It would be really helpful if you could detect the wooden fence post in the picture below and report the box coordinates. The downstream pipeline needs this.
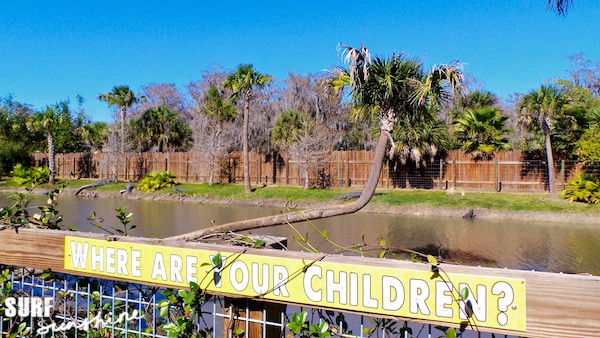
[439,159,444,190]
[339,160,344,187]
[286,158,290,185]
[185,158,189,182]
[560,160,565,191]
[453,160,457,188]
[346,158,351,187]
[495,159,500,192]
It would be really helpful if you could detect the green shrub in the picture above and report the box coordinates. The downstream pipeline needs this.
[562,173,600,204]
[11,164,50,186]
[0,141,32,177]
[138,171,177,192]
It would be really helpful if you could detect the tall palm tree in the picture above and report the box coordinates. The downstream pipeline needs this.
[98,85,140,154]
[223,64,273,193]
[201,85,237,185]
[27,105,63,184]
[168,44,464,241]
[518,85,568,194]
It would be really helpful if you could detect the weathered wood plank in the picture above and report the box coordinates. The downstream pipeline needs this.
[0,228,599,337]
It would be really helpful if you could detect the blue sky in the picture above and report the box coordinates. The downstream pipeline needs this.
[1,1,599,122]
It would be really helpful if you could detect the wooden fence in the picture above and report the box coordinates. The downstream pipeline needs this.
[0,228,599,337]
[31,150,595,192]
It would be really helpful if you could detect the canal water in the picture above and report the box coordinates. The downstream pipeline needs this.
[2,193,599,275]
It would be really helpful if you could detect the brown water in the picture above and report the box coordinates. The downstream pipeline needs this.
[3,194,600,275]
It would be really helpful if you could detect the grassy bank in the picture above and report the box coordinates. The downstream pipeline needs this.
[2,178,599,216]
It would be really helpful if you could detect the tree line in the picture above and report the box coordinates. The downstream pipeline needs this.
[1,47,599,192]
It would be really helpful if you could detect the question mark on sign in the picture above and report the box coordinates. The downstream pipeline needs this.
[492,282,515,326]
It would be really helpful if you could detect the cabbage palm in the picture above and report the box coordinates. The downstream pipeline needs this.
[223,64,273,193]
[201,85,237,185]
[518,85,568,194]
[27,105,63,184]
[454,106,511,160]
[98,85,140,154]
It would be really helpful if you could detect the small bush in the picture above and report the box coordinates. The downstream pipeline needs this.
[0,141,32,177]
[138,171,177,192]
[562,174,600,204]
[11,164,50,186]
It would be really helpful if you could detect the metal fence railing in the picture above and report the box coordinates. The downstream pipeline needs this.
[0,266,521,338]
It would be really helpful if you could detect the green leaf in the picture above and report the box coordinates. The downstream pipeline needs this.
[460,287,469,301]
[446,328,457,338]
[162,322,177,331]
[211,252,223,268]
[233,328,245,336]
[427,255,439,266]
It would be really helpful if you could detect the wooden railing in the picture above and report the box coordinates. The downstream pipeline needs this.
[0,228,599,337]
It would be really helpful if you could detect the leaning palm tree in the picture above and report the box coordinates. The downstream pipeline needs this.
[98,85,140,154]
[517,85,568,195]
[27,105,63,184]
[223,65,273,193]
[168,44,464,242]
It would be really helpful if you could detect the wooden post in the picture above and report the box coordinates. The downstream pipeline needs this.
[339,160,344,187]
[560,160,565,191]
[286,158,290,185]
[346,158,350,187]
[256,158,260,185]
[495,159,500,192]
[186,159,189,182]
[453,160,457,188]
[224,299,285,338]
[72,158,76,178]
[439,159,444,190]
[165,158,168,172]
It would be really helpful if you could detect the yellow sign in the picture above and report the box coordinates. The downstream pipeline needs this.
[64,236,526,332]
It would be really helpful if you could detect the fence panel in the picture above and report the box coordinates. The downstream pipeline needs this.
[30,151,595,192]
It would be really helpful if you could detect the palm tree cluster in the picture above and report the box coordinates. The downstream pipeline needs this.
[452,91,511,160]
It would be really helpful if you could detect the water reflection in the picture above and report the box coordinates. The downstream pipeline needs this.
[1,193,599,275]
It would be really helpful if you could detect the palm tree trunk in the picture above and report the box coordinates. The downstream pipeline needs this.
[544,129,557,195]
[243,99,252,193]
[166,129,390,242]
[120,107,126,154]
[48,132,56,185]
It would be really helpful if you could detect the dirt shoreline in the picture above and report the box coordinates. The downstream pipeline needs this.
[37,188,600,225]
